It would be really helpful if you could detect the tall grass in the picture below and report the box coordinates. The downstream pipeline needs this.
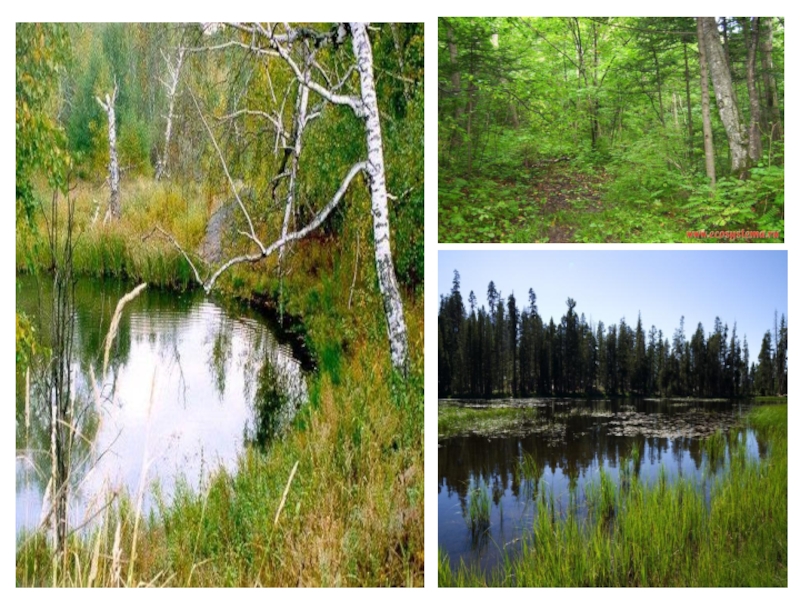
[440,405,787,586]
[17,178,208,289]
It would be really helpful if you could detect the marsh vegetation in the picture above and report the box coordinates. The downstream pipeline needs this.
[438,401,787,586]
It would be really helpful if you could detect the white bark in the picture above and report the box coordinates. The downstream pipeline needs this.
[96,83,120,221]
[350,23,410,376]
[156,47,185,181]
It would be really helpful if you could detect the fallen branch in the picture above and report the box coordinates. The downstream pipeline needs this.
[274,460,299,525]
[103,283,147,377]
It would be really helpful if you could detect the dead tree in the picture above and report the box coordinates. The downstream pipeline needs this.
[155,47,185,181]
[96,82,121,221]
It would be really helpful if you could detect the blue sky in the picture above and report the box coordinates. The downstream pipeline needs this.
[439,250,788,351]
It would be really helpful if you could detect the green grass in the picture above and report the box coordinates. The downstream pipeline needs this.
[438,404,539,438]
[753,395,787,404]
[439,404,787,586]
[16,175,424,586]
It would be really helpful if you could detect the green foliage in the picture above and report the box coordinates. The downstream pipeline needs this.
[605,136,689,203]
[16,23,71,222]
[66,42,105,171]
[15,311,38,373]
[118,114,153,176]
[438,17,784,243]
[684,165,784,236]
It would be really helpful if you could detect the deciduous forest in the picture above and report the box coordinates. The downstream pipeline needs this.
[438,18,784,242]
[438,272,788,399]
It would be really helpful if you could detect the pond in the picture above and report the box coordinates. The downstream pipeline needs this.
[438,396,764,573]
[16,275,310,537]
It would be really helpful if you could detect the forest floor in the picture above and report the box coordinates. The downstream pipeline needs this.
[512,163,610,242]
[439,163,653,243]
[439,161,783,243]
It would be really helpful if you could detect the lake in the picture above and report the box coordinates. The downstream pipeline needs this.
[438,396,763,572]
[16,275,309,537]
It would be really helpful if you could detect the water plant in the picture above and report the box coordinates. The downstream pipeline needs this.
[465,481,491,540]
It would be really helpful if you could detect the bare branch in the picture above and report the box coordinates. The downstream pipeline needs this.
[215,108,288,140]
[187,86,265,255]
[183,39,279,58]
[202,161,366,292]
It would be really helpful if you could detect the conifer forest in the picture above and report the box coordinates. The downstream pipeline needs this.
[438,271,788,399]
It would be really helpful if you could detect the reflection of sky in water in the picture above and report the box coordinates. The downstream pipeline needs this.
[16,279,307,536]
[438,399,762,573]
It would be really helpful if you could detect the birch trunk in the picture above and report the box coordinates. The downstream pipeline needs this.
[280,66,310,262]
[97,84,121,220]
[350,23,409,376]
[697,19,716,185]
[698,17,749,177]
[156,47,185,181]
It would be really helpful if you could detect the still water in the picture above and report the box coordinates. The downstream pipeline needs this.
[438,397,763,572]
[16,275,309,536]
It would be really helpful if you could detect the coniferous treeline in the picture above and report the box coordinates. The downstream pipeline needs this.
[439,271,787,399]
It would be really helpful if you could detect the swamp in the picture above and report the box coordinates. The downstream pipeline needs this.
[16,22,424,586]
[437,254,788,586]
[438,398,787,586]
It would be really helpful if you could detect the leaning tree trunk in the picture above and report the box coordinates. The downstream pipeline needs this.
[698,17,749,177]
[96,83,121,220]
[697,18,716,185]
[350,22,410,376]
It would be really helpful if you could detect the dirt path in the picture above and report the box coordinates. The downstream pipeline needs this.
[520,163,609,242]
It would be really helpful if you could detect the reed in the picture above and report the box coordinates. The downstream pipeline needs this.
[466,481,491,539]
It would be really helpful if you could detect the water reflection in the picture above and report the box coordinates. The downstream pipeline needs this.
[16,275,308,536]
[438,397,762,572]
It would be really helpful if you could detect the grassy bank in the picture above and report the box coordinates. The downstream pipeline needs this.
[439,404,787,587]
[438,403,541,439]
[16,176,424,586]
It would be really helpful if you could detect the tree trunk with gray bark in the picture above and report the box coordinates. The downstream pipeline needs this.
[697,18,716,185]
[744,18,763,164]
[698,17,749,177]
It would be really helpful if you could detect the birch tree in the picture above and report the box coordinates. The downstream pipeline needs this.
[96,82,121,221]
[155,47,185,180]
[162,23,410,376]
